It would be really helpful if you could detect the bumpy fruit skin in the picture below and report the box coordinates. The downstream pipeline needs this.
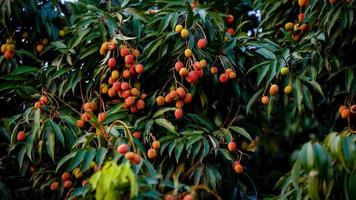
[184,49,193,57]
[101,84,109,94]
[183,194,194,200]
[76,119,85,128]
[132,154,141,164]
[184,93,193,104]
[227,28,235,36]
[180,29,189,38]
[98,112,106,123]
[175,61,184,72]
[226,14,235,24]
[285,22,295,31]
[228,71,236,79]
[219,73,229,83]
[280,67,289,75]
[174,109,183,119]
[269,84,279,96]
[164,194,175,200]
[156,96,165,106]
[132,131,141,139]
[175,25,183,33]
[120,47,129,57]
[136,99,145,110]
[341,108,350,119]
[197,39,207,49]
[233,161,244,174]
[228,141,237,151]
[1,44,7,53]
[135,64,144,74]
[6,44,15,51]
[59,30,66,37]
[298,13,305,22]
[176,87,186,98]
[298,0,308,7]
[125,152,135,161]
[117,144,128,154]
[64,180,73,189]
[179,68,188,77]
[284,85,293,94]
[17,131,26,142]
[147,148,157,159]
[108,58,116,69]
[152,141,161,149]
[62,172,72,182]
[350,105,356,113]
[36,44,44,53]
[125,55,135,64]
[4,50,14,60]
[50,181,59,191]
[111,70,120,79]
[199,59,207,68]
[292,34,301,41]
[34,101,41,109]
[39,95,48,105]
[300,24,308,33]
[261,96,269,105]
[210,66,218,74]
[339,105,347,115]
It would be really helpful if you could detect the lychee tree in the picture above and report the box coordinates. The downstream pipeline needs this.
[0,0,355,200]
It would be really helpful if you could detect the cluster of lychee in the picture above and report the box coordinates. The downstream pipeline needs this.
[339,104,356,120]
[227,140,244,174]
[99,40,147,113]
[36,38,48,54]
[164,192,195,200]
[284,0,309,41]
[156,87,193,119]
[33,95,49,110]
[76,101,107,128]
[226,14,235,36]
[174,24,207,84]
[261,67,292,105]
[1,38,15,60]
[116,143,142,165]
[216,68,237,84]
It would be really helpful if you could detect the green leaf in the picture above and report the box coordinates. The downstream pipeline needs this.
[229,126,252,141]
[247,88,264,114]
[255,48,276,59]
[155,118,176,133]
[152,107,176,118]
[67,149,86,171]
[81,148,96,172]
[175,140,184,163]
[56,152,76,172]
[50,120,65,147]
[18,146,26,169]
[95,148,108,167]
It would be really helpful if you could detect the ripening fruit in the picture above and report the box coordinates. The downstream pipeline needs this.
[175,61,184,72]
[152,141,160,149]
[184,49,193,57]
[125,96,136,106]
[180,29,189,38]
[64,180,73,189]
[83,102,92,112]
[98,112,106,123]
[339,105,347,115]
[17,131,26,142]
[101,83,109,94]
[36,44,44,53]
[111,70,120,80]
[233,161,244,174]
[164,194,175,200]
[179,68,188,77]
[121,82,130,90]
[168,90,178,99]
[284,85,293,94]
[120,47,129,57]
[226,14,235,24]
[34,101,41,109]
[219,73,229,83]
[101,42,109,51]
[280,67,289,75]
[210,66,218,74]
[1,44,7,53]
[298,0,308,7]
[285,22,294,31]
[76,119,85,128]
[269,84,279,96]
[108,57,116,69]
[132,154,142,164]
[133,131,141,139]
[130,88,140,96]
[183,194,194,200]
[175,24,183,33]
[292,34,301,41]
[175,109,183,119]
[156,96,165,106]
[6,44,15,51]
[298,13,305,22]
[131,49,140,57]
[341,108,350,119]
[108,88,116,97]
[261,96,269,105]
[81,112,91,121]
[228,141,237,151]
[125,55,135,64]
[125,152,135,161]
[117,144,128,154]
[42,38,48,45]
[197,39,207,49]
[62,172,71,182]
[136,99,145,110]
[176,87,186,98]
[184,93,193,104]
[135,64,144,74]
[108,41,116,50]
[350,105,356,113]
[227,28,235,36]
[4,50,13,60]
[228,72,237,79]
[50,181,59,191]
[330,0,337,4]
[147,148,157,159]
[59,30,66,37]
[300,24,308,33]
[199,59,207,68]
[123,70,131,78]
